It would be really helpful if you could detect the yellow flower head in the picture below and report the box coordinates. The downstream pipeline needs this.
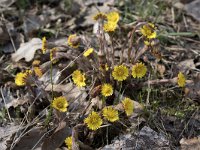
[132,63,147,78]
[106,11,120,23]
[65,136,72,150]
[68,34,80,48]
[32,60,41,66]
[83,48,94,57]
[50,48,57,61]
[15,70,32,86]
[103,21,117,32]
[72,70,86,87]
[84,111,102,130]
[140,23,156,39]
[177,72,186,87]
[33,67,43,78]
[102,107,119,122]
[52,96,68,112]
[122,97,134,116]
[112,65,129,81]
[42,37,47,54]
[101,83,113,97]
[93,12,107,21]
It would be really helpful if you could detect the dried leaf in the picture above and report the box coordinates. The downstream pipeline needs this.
[180,137,200,150]
[42,121,71,150]
[11,38,42,62]
[7,127,45,150]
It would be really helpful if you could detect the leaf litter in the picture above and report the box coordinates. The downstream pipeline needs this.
[0,0,200,150]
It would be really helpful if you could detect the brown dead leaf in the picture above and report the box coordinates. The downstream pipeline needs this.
[180,137,200,150]
[42,121,71,150]
[178,59,196,72]
[0,123,19,150]
[7,127,46,150]
[11,38,42,62]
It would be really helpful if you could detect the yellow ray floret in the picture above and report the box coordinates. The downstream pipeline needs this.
[72,70,86,87]
[140,23,156,39]
[65,136,72,150]
[177,72,186,87]
[33,67,43,78]
[84,111,102,130]
[122,97,134,116]
[102,107,119,122]
[50,48,57,61]
[52,96,68,112]
[41,37,47,54]
[101,83,113,97]
[15,70,32,86]
[103,21,117,32]
[106,11,120,23]
[83,48,94,57]
[112,65,129,81]
[132,62,147,78]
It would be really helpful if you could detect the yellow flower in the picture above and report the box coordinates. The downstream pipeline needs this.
[131,63,147,78]
[33,67,43,78]
[140,23,156,39]
[101,83,113,97]
[99,63,109,71]
[15,70,32,86]
[32,60,40,66]
[41,37,47,54]
[83,48,94,57]
[68,34,80,48]
[50,48,57,61]
[177,72,186,87]
[122,97,134,116]
[93,12,107,21]
[103,21,117,32]
[72,70,86,87]
[112,65,129,81]
[84,111,102,130]
[102,107,119,122]
[106,11,120,23]
[65,136,72,150]
[52,96,68,112]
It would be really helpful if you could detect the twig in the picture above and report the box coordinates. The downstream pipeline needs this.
[0,86,12,122]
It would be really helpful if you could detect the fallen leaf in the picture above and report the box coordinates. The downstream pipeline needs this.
[180,137,200,150]
[11,38,42,62]
[42,121,71,150]
[6,126,45,150]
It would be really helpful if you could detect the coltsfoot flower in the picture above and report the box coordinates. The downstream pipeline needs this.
[52,96,68,112]
[102,107,119,122]
[112,65,129,81]
[83,48,94,57]
[103,21,117,32]
[84,111,102,130]
[50,48,57,61]
[72,70,86,87]
[41,37,47,54]
[131,63,147,78]
[140,23,156,39]
[65,136,72,150]
[68,34,80,48]
[15,70,32,86]
[33,67,43,78]
[101,83,113,97]
[122,97,134,116]
[177,72,186,87]
[32,60,41,66]
[106,11,119,23]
